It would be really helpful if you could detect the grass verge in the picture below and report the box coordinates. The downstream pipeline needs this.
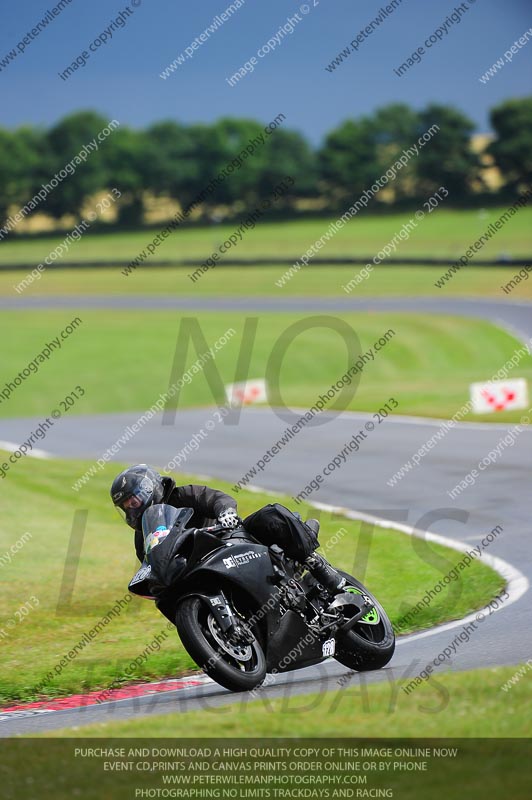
[39,665,531,738]
[1,310,531,422]
[3,264,532,299]
[1,208,531,267]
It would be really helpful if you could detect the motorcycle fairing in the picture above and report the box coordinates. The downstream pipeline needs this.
[178,541,329,671]
[265,609,326,673]
[128,562,156,599]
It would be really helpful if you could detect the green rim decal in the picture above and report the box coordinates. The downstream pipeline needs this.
[346,586,381,625]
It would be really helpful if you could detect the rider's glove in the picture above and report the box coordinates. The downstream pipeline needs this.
[217,508,240,529]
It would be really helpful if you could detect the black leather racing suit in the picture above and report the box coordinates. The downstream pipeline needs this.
[133,476,237,562]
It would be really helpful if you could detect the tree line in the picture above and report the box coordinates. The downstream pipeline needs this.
[0,98,530,230]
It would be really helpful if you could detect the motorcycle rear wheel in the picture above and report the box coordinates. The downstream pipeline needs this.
[176,596,267,692]
[333,573,395,671]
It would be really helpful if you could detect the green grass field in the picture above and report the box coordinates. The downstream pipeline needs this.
[1,309,531,423]
[1,207,531,300]
[0,208,532,300]
[41,665,531,738]
[0,453,503,704]
[2,264,532,299]
[2,208,531,266]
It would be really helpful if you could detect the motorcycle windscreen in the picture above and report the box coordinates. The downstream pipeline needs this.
[141,504,194,552]
[141,504,195,588]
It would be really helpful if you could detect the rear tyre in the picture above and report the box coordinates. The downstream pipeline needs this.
[333,573,395,671]
[176,596,266,692]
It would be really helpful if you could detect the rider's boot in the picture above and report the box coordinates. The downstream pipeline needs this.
[303,551,346,593]
[303,517,346,591]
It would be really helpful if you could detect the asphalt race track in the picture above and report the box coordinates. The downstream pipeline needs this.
[1,297,531,736]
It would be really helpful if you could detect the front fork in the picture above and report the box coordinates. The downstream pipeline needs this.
[193,591,254,645]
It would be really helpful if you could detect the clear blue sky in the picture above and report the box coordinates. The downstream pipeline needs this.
[1,0,531,144]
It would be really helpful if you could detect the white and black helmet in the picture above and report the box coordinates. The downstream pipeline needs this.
[110,464,165,528]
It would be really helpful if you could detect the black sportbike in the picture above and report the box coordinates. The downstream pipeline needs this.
[129,504,395,692]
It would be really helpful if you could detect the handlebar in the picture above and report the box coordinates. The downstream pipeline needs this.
[196,523,225,535]
[194,522,245,536]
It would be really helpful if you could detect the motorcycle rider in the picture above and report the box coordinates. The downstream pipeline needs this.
[110,464,239,562]
[111,464,344,593]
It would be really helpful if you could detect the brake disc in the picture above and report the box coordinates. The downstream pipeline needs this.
[207,614,253,662]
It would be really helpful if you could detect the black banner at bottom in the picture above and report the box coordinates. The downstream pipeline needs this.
[1,738,530,800]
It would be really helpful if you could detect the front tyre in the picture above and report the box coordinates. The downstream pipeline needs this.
[176,596,266,692]
[334,573,395,671]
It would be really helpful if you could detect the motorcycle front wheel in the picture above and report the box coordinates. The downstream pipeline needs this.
[333,573,395,671]
[176,596,267,692]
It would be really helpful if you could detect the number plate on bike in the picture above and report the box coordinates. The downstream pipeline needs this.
[322,638,335,657]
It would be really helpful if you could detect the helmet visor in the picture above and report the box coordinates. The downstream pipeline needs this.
[112,474,157,528]
[115,493,146,527]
